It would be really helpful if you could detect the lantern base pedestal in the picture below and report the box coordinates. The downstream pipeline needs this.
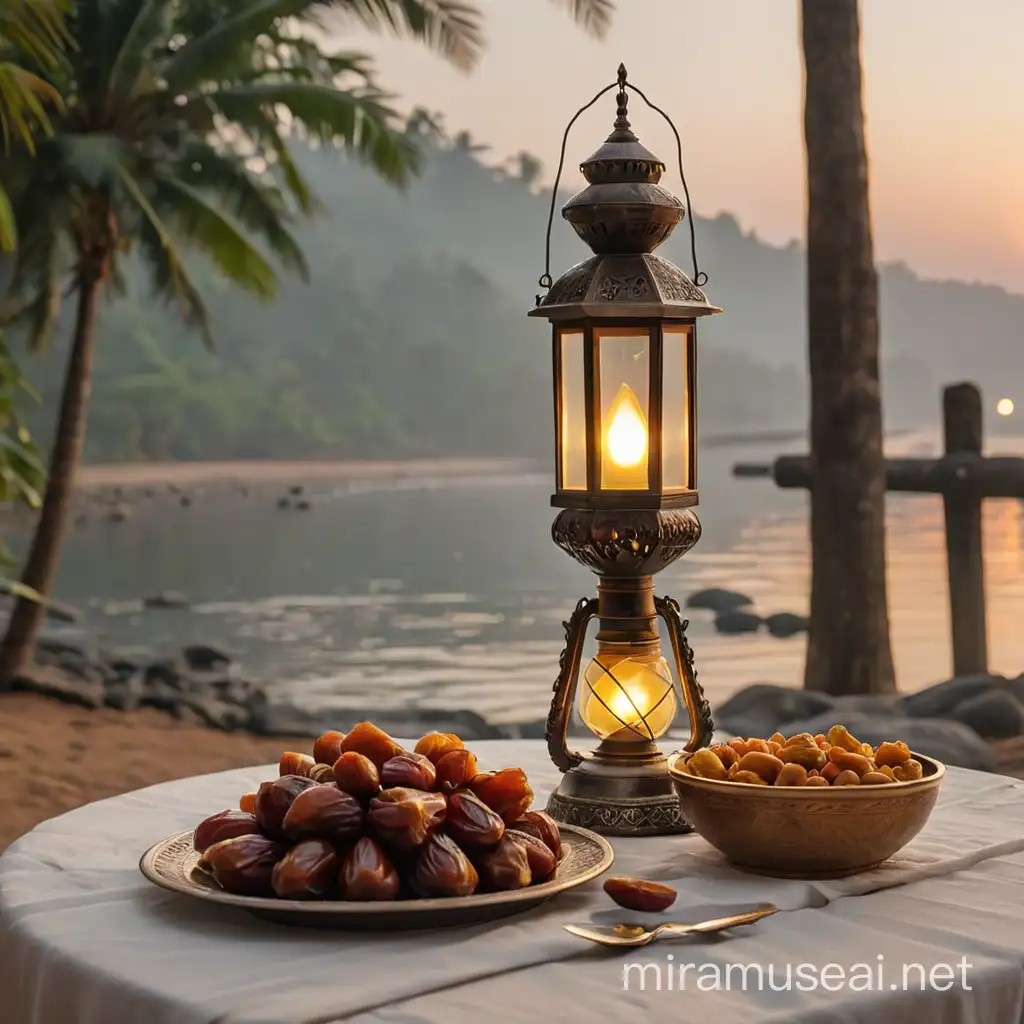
[545,746,692,837]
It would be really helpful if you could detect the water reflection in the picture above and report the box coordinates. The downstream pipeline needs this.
[19,434,1024,724]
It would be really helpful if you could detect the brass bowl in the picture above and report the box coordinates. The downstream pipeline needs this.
[667,751,945,878]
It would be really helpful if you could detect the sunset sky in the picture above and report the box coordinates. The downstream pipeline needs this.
[339,0,1024,293]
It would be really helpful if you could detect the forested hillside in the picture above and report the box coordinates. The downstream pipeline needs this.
[13,128,1024,462]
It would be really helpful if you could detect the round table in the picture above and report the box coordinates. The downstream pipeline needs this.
[3,740,1024,1024]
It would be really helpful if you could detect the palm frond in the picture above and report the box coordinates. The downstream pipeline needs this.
[151,174,279,301]
[210,79,419,186]
[0,184,15,250]
[160,0,324,92]
[134,215,214,348]
[174,142,309,280]
[106,0,174,100]
[546,0,614,38]
[331,0,483,72]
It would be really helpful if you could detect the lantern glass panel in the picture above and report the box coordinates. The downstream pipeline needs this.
[597,327,650,490]
[661,324,692,491]
[558,329,587,491]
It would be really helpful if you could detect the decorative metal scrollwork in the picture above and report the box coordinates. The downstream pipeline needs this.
[545,596,598,772]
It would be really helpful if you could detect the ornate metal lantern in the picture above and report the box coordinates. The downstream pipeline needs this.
[530,66,720,836]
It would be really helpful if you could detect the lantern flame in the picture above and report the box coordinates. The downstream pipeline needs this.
[606,383,648,468]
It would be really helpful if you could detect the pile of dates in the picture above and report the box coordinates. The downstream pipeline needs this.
[193,722,562,901]
[678,724,925,787]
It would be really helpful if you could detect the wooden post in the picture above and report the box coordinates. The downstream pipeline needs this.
[943,382,988,675]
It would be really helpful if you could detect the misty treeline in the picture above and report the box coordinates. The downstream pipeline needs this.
[12,125,1022,463]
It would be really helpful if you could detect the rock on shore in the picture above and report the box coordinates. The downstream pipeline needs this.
[714,674,1024,771]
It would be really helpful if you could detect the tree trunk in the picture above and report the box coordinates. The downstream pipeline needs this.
[800,0,896,695]
[0,275,100,682]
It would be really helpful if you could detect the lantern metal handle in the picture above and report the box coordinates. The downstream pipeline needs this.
[536,63,708,304]
[545,596,598,772]
[656,595,714,752]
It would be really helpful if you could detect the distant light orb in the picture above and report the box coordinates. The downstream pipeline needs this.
[996,398,1015,417]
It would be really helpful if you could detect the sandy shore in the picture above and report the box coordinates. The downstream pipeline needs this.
[0,693,308,854]
[75,457,543,490]
[2,691,1023,855]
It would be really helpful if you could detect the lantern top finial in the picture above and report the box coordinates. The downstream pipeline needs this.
[530,66,720,321]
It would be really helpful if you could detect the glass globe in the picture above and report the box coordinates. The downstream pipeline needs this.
[579,648,677,742]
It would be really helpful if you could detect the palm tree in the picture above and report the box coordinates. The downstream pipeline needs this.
[800,0,895,695]
[0,0,68,250]
[0,0,617,680]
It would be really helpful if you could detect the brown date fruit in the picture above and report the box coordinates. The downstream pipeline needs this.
[279,752,316,778]
[861,771,895,785]
[200,834,289,896]
[805,775,830,787]
[731,769,768,785]
[193,810,262,854]
[413,732,465,766]
[333,751,381,798]
[435,749,479,791]
[308,763,337,784]
[410,833,479,897]
[254,775,317,838]
[833,769,861,786]
[339,721,403,770]
[603,876,677,913]
[380,752,437,791]
[506,829,558,882]
[312,730,347,767]
[239,792,257,814]
[368,787,447,850]
[510,810,562,857]
[282,784,364,843]
[271,839,338,900]
[338,837,401,901]
[446,790,505,848]
[470,767,533,824]
[473,834,531,891]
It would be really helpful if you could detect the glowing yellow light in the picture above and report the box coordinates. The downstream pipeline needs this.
[996,398,1015,417]
[579,649,676,742]
[606,383,648,467]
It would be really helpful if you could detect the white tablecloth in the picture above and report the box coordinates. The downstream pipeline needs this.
[2,740,1024,1024]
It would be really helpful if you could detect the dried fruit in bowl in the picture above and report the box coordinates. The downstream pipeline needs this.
[875,741,913,768]
[688,749,728,781]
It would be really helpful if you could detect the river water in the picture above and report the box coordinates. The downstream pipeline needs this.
[31,434,1024,728]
